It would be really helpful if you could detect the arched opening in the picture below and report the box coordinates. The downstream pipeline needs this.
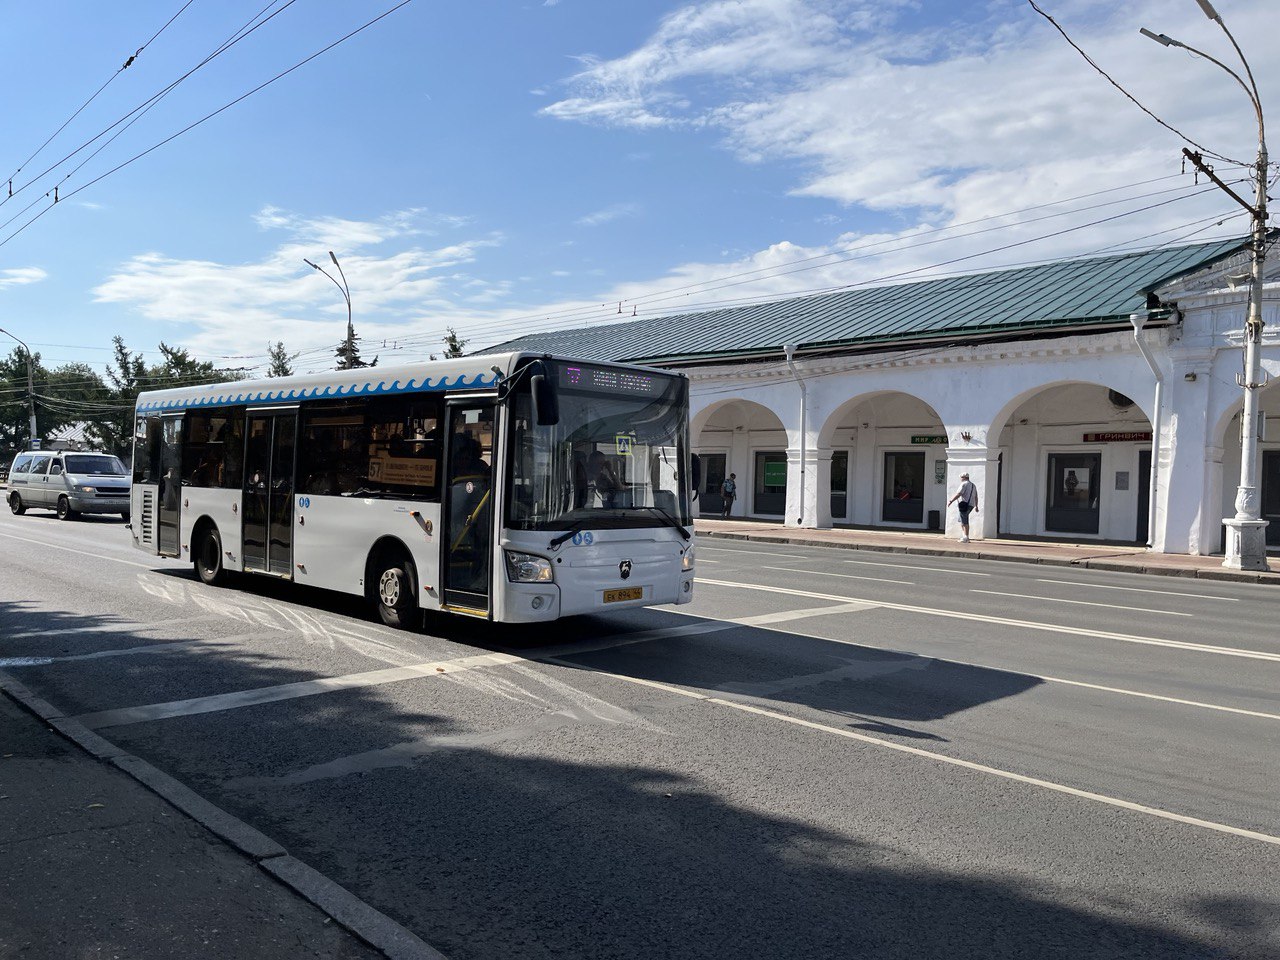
[991,382,1153,541]
[1214,378,1280,550]
[818,391,948,529]
[693,399,789,519]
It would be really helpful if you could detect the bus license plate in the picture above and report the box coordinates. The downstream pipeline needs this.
[603,587,643,604]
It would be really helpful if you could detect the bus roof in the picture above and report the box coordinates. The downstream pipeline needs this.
[134,352,684,413]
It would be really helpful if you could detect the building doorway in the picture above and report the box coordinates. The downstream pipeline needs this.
[882,451,924,523]
[1046,452,1101,534]
[754,451,787,515]
[1262,450,1280,546]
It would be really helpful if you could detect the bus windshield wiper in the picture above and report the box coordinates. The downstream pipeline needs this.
[548,518,591,549]
[626,505,690,540]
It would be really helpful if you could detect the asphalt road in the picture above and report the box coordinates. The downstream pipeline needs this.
[1,508,1278,959]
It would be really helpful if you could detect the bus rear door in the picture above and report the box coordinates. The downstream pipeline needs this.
[242,409,297,577]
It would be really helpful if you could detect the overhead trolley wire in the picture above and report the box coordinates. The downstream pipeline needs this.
[0,0,413,252]
[0,0,303,233]
[2,0,197,198]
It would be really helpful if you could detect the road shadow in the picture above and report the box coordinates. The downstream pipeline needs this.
[1,595,1275,960]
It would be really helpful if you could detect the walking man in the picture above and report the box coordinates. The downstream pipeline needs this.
[721,473,737,519]
[947,471,979,542]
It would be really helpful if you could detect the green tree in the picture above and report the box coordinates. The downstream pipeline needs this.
[335,322,377,370]
[267,341,297,378]
[442,326,469,358]
[85,337,244,457]
[0,349,109,458]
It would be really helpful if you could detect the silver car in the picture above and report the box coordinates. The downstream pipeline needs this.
[7,451,131,521]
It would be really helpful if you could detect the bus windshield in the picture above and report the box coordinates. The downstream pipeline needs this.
[506,361,690,531]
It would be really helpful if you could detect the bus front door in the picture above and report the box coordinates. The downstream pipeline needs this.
[242,410,297,577]
[442,403,496,615]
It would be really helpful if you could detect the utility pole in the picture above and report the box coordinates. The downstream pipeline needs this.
[1143,2,1270,570]
[0,326,39,449]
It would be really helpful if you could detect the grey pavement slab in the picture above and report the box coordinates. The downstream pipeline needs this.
[0,693,382,960]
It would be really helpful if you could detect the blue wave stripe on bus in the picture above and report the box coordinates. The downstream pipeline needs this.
[136,373,499,412]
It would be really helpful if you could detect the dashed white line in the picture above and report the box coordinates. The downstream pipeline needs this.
[698,578,1280,662]
[971,589,1193,617]
[844,558,991,577]
[542,657,1280,848]
[1034,578,1241,601]
[759,565,912,585]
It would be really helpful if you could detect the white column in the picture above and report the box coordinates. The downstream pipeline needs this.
[944,446,999,540]
[784,446,828,528]
[851,421,876,525]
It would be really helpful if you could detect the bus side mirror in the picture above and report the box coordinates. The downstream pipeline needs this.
[691,453,702,492]
[531,370,560,426]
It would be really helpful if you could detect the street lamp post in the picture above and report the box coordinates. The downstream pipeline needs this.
[304,251,354,345]
[1142,1,1270,570]
[0,326,39,449]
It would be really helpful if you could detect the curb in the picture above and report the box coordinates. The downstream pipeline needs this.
[0,670,449,960]
[695,530,1280,585]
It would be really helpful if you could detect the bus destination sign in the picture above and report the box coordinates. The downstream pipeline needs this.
[561,363,665,397]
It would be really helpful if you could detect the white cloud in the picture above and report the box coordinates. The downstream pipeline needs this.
[575,202,641,226]
[93,207,503,363]
[541,0,1277,232]
[0,267,47,289]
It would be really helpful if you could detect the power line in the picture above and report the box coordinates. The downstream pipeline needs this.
[2,0,197,196]
[0,0,302,229]
[1027,1,1245,166]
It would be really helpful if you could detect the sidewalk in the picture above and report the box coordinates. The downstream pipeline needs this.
[0,680,439,960]
[694,518,1280,586]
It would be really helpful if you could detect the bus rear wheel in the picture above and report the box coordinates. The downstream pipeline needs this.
[195,525,226,586]
[376,561,418,630]
[9,493,25,515]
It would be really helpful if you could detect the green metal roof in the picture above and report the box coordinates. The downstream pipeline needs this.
[482,238,1248,364]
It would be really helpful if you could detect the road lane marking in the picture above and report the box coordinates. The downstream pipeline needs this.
[844,559,991,577]
[70,622,737,729]
[697,578,1280,662]
[664,605,1280,722]
[971,589,1193,617]
[543,658,1280,848]
[0,530,160,569]
[1035,578,1241,601]
[75,651,527,729]
[699,547,810,560]
[697,558,721,563]
[759,565,913,585]
[4,614,225,640]
[733,601,880,626]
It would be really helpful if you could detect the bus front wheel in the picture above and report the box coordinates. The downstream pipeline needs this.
[376,561,418,630]
[195,525,226,586]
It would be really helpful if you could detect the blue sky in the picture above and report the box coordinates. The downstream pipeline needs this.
[0,0,1275,376]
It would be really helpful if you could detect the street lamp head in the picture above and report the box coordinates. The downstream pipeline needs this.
[1195,0,1222,23]
[1139,27,1177,48]
[329,250,340,267]
[303,258,320,271]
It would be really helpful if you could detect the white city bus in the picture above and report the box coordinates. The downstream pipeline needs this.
[129,353,695,626]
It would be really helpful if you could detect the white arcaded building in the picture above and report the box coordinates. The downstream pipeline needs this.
[491,237,1280,556]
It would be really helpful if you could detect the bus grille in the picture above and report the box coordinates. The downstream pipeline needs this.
[139,491,155,545]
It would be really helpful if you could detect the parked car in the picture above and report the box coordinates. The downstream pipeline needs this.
[7,450,131,521]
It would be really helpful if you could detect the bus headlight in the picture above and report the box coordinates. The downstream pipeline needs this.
[505,551,554,583]
[682,551,694,571]
[78,485,96,493]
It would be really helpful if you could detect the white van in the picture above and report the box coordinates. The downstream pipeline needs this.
[7,451,131,521]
